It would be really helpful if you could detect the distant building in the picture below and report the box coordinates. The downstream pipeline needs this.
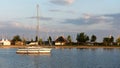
[15,41,24,45]
[55,36,68,45]
[28,42,38,45]
[0,39,11,45]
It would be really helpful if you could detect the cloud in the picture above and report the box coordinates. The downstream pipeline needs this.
[49,9,76,14]
[86,21,113,31]
[0,21,50,40]
[27,16,53,21]
[0,20,52,34]
[0,21,35,33]
[104,13,120,28]
[62,13,120,31]
[50,0,75,5]
[49,9,62,12]
[82,13,92,19]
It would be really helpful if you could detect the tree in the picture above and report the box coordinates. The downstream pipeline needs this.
[110,36,114,43]
[48,36,52,45]
[35,36,38,42]
[38,38,43,45]
[116,37,120,45]
[67,35,72,43]
[86,36,89,42]
[12,35,22,45]
[91,35,97,42]
[76,32,89,43]
[103,36,114,45]
[103,37,110,45]
[12,35,22,42]
[22,38,26,45]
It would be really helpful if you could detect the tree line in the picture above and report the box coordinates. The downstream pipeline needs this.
[11,32,120,46]
[76,32,115,45]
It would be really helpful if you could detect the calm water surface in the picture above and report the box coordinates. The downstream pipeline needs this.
[0,48,120,68]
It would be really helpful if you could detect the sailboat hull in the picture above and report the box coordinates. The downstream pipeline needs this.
[16,47,52,54]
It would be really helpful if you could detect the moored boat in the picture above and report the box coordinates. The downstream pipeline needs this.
[16,46,52,54]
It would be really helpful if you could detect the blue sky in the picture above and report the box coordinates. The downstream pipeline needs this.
[0,0,120,41]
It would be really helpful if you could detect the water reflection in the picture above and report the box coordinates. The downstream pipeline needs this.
[0,48,120,68]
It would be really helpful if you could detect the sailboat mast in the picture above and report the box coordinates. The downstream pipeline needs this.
[36,4,39,42]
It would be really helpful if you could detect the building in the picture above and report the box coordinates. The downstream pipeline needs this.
[28,42,38,45]
[15,41,24,45]
[55,36,68,45]
[0,39,11,45]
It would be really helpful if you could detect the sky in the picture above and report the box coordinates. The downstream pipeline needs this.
[0,0,120,42]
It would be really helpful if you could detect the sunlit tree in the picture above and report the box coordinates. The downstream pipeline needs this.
[116,37,120,45]
[38,38,43,45]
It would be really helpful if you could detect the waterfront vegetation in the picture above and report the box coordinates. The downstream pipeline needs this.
[1,32,120,46]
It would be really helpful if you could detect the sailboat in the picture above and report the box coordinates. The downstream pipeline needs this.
[16,4,52,54]
[16,46,52,54]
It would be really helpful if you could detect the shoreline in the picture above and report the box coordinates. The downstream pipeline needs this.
[0,45,120,49]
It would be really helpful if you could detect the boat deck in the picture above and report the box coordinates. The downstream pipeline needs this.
[16,47,52,54]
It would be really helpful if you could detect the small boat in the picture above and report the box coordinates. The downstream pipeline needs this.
[16,46,52,54]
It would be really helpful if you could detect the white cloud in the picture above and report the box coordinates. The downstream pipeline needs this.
[66,0,74,4]
[68,21,114,32]
[82,13,113,20]
[0,21,34,30]
[96,16,114,20]
[0,21,51,34]
[61,13,119,32]
[12,22,22,28]
[49,9,76,14]
[27,16,53,21]
[82,13,92,19]
[50,0,75,5]
[87,21,113,31]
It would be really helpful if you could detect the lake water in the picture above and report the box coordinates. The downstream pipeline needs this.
[0,48,120,68]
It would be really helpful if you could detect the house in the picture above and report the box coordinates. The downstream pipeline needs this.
[55,36,68,45]
[0,39,11,45]
[15,41,24,45]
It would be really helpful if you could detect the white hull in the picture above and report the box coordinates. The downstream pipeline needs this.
[16,47,52,54]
